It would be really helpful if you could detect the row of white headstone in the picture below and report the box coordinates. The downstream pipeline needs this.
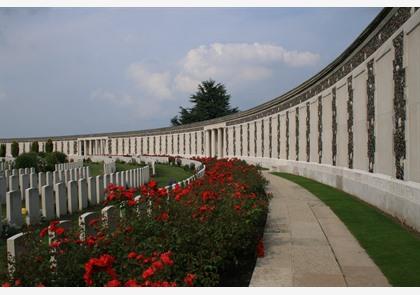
[0,161,14,171]
[55,161,83,171]
[0,166,91,205]
[5,159,205,276]
[0,166,150,231]
[103,161,116,174]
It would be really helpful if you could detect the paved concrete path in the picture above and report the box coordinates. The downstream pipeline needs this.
[250,172,389,287]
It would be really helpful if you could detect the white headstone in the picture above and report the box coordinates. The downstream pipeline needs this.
[7,232,28,274]
[38,172,46,192]
[25,187,40,225]
[103,174,110,190]
[96,175,104,203]
[0,176,6,204]
[6,191,23,227]
[67,180,78,214]
[87,177,97,206]
[55,182,67,217]
[46,171,53,186]
[30,167,35,174]
[79,211,99,241]
[19,174,30,201]
[78,178,88,211]
[41,185,55,220]
[101,205,119,232]
[29,173,38,189]
[53,171,60,187]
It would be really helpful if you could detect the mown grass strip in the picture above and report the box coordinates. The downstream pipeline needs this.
[271,172,420,287]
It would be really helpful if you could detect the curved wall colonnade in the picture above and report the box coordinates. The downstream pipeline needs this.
[1,8,420,230]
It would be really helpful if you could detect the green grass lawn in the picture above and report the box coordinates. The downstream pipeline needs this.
[85,161,146,177]
[153,164,193,188]
[272,172,420,286]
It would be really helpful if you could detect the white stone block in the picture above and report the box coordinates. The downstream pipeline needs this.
[41,185,55,220]
[79,211,99,241]
[18,174,29,201]
[0,176,6,204]
[101,205,119,232]
[7,191,23,227]
[96,175,104,203]
[67,180,78,214]
[7,232,28,273]
[38,172,46,192]
[25,187,40,225]
[78,178,88,211]
[87,177,97,206]
[29,173,38,189]
[55,182,67,217]
[46,171,53,186]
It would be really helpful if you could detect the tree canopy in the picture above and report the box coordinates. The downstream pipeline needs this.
[171,79,238,126]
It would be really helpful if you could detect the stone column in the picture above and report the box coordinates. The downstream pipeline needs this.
[211,129,216,158]
[205,130,210,157]
[217,128,223,158]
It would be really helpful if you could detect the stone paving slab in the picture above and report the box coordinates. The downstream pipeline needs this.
[249,172,389,287]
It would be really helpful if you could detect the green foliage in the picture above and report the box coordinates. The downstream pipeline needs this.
[15,152,40,171]
[31,141,39,153]
[11,141,19,157]
[0,144,6,157]
[171,79,238,126]
[45,139,54,153]
[43,152,67,171]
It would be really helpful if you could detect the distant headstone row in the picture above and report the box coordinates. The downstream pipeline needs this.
[0,165,150,232]
[55,161,84,171]
[103,161,116,174]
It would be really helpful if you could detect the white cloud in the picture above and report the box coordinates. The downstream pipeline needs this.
[174,42,320,93]
[124,42,320,96]
[127,63,173,100]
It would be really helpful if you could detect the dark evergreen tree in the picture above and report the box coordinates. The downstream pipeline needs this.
[11,141,19,157]
[171,79,238,126]
[0,144,6,157]
[45,139,54,153]
[31,141,39,153]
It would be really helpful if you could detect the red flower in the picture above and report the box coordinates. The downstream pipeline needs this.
[2,282,11,287]
[142,267,155,280]
[159,212,169,222]
[106,279,121,287]
[148,180,157,189]
[127,252,138,259]
[160,251,174,266]
[36,283,45,287]
[39,227,48,238]
[183,273,196,286]
[14,279,21,287]
[124,279,139,287]
[55,227,65,236]
[152,260,163,270]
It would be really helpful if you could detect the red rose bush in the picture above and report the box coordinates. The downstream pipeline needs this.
[1,158,269,286]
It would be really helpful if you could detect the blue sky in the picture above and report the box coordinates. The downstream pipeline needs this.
[0,7,381,138]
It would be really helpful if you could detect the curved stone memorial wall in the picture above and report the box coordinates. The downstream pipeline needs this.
[1,8,420,230]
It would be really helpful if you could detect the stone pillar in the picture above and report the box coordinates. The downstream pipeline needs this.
[211,129,216,157]
[217,128,223,158]
[205,130,211,157]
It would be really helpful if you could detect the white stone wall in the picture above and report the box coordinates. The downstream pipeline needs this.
[336,81,348,168]
[375,47,394,177]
